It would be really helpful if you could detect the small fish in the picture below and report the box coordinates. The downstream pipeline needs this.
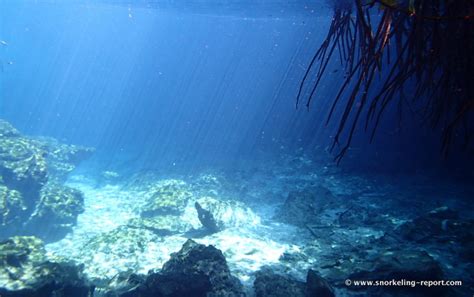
[0,40,8,46]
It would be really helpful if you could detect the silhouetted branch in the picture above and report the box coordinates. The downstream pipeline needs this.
[298,0,474,163]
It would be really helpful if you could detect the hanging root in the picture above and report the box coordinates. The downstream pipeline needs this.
[298,0,474,163]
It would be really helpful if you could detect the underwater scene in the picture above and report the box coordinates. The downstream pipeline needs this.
[0,1,473,296]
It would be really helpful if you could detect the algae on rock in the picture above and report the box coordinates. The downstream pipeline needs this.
[0,119,93,242]
[140,179,193,216]
[0,236,92,296]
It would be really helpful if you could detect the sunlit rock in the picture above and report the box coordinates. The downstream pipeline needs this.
[33,136,95,182]
[0,119,92,242]
[0,184,27,236]
[140,179,193,216]
[25,182,85,242]
[0,120,21,138]
[0,135,48,199]
[182,196,261,231]
[0,236,92,296]
[160,239,244,297]
[77,226,186,281]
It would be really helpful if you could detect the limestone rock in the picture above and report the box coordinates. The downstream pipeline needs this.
[274,186,335,227]
[182,196,261,231]
[160,239,244,297]
[346,249,445,296]
[0,236,92,297]
[253,267,306,297]
[112,239,245,297]
[25,182,85,242]
[0,119,91,242]
[140,179,193,217]
[0,184,27,235]
[33,136,95,182]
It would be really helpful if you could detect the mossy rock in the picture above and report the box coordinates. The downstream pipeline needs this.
[0,137,48,192]
[33,136,95,181]
[0,236,46,266]
[0,120,21,138]
[0,119,90,243]
[37,183,85,223]
[79,225,164,280]
[0,184,27,228]
[182,196,261,230]
[141,179,193,216]
[0,236,92,296]
[23,183,85,242]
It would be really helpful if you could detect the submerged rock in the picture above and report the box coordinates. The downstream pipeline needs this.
[396,206,472,243]
[0,184,27,233]
[0,236,93,297]
[33,136,95,182]
[25,182,85,242]
[343,249,446,296]
[253,268,333,297]
[0,119,93,242]
[161,239,244,297]
[140,179,193,217]
[182,196,261,231]
[0,120,21,138]
[0,131,48,202]
[113,239,245,297]
[306,269,335,297]
[195,201,220,233]
[253,267,306,297]
[80,225,163,280]
[274,186,335,227]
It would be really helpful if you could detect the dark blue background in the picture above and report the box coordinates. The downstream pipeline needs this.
[0,0,470,178]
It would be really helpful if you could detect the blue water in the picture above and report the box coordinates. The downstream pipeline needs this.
[2,0,468,175]
[1,1,473,296]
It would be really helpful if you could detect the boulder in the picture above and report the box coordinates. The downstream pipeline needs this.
[396,206,472,243]
[253,268,334,297]
[79,225,162,280]
[347,249,446,296]
[33,136,95,182]
[160,239,244,297]
[0,120,21,138]
[0,236,93,297]
[140,179,193,217]
[274,186,335,227]
[0,183,27,237]
[182,196,261,231]
[253,267,306,297]
[306,269,334,297]
[195,201,220,233]
[115,239,244,297]
[0,119,91,242]
[24,182,85,242]
[0,132,47,201]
